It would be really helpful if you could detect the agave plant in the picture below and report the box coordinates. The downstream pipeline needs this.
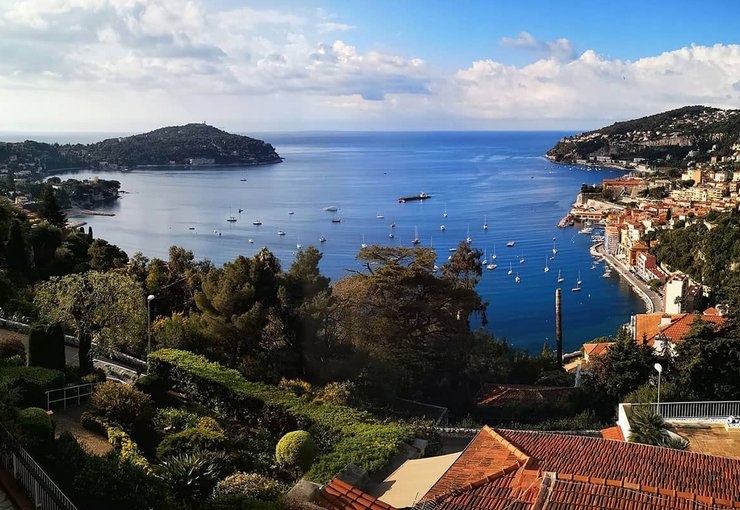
[157,451,229,506]
[660,435,690,451]
[628,407,666,446]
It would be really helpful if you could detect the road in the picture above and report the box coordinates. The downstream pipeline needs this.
[594,244,663,314]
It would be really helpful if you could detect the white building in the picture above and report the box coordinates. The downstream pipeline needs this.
[664,274,687,314]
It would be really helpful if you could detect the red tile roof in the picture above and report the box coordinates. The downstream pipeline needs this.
[649,313,727,346]
[476,384,573,406]
[600,426,625,441]
[316,478,395,510]
[421,427,740,510]
[583,342,613,358]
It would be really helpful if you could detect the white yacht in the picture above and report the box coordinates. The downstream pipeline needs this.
[483,215,488,230]
[515,273,521,284]
[508,262,513,276]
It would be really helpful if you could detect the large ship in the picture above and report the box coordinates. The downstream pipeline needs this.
[398,192,432,203]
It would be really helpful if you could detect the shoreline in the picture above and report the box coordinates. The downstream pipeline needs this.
[45,159,283,176]
[590,242,660,314]
[545,156,634,172]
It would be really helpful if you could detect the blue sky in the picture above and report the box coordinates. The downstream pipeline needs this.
[0,0,738,131]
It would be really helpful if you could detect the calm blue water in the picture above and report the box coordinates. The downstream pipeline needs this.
[51,131,644,352]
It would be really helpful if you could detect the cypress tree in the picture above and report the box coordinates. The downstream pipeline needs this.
[6,221,29,275]
[87,226,93,240]
[39,185,66,228]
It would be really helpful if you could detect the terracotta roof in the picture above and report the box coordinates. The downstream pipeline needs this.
[582,342,613,358]
[633,313,682,345]
[317,478,395,510]
[650,313,727,346]
[703,307,721,316]
[600,426,625,441]
[476,384,573,406]
[422,427,740,509]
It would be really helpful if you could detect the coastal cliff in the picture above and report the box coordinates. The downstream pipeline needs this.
[546,106,740,166]
[0,123,282,174]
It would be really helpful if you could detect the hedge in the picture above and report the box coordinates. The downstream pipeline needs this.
[148,349,414,482]
[0,366,65,407]
[28,322,66,371]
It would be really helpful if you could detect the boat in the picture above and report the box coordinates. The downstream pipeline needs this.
[297,242,302,250]
[443,203,448,218]
[447,255,452,261]
[361,234,367,249]
[188,227,195,230]
[515,273,521,284]
[227,216,237,223]
[248,239,254,243]
[557,270,564,283]
[506,241,516,247]
[390,222,396,228]
[277,230,286,236]
[602,271,611,278]
[388,232,394,239]
[252,220,262,225]
[519,252,525,264]
[492,245,497,260]
[544,257,549,273]
[240,178,247,182]
[552,240,558,255]
[324,206,339,212]
[433,264,439,272]
[483,215,488,230]
[482,248,488,266]
[320,236,327,243]
[288,211,294,215]
[331,216,341,223]
[448,248,457,252]
[465,225,472,244]
[377,213,385,219]
[577,271,582,286]
[552,236,557,241]
[572,285,582,292]
[398,192,431,203]
[508,263,513,276]
[412,226,421,245]
[440,225,446,231]
[486,263,497,271]
[238,208,243,213]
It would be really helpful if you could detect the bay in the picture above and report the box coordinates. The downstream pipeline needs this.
[51,131,644,353]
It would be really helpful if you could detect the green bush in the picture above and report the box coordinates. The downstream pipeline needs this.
[80,411,109,435]
[148,349,414,483]
[27,322,65,371]
[204,494,280,510]
[0,334,26,360]
[154,407,200,433]
[107,426,152,474]
[157,427,226,459]
[88,381,154,433]
[0,366,65,407]
[213,472,282,501]
[80,368,107,385]
[16,407,54,447]
[135,374,168,402]
[275,430,318,472]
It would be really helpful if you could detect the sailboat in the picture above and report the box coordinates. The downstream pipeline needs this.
[492,245,497,260]
[296,237,302,250]
[465,225,472,244]
[227,207,237,222]
[519,251,525,264]
[483,215,488,230]
[577,270,582,286]
[376,212,385,219]
[361,234,367,249]
[515,273,521,284]
[440,224,446,231]
[544,257,549,272]
[557,269,564,283]
[252,219,262,225]
[388,231,395,239]
[412,226,421,245]
[508,262,513,276]
[443,203,448,218]
[552,240,558,255]
[482,248,488,266]
[319,236,327,243]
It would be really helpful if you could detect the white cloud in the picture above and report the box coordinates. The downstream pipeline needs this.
[317,22,355,33]
[500,31,577,62]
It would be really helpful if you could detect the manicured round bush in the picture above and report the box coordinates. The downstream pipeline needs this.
[213,472,282,501]
[17,407,54,446]
[156,426,226,459]
[88,381,153,433]
[275,430,318,472]
[0,334,26,360]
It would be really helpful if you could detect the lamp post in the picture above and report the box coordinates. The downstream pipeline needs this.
[654,362,663,411]
[147,294,155,358]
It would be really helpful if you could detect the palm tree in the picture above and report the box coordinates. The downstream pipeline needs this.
[628,407,666,446]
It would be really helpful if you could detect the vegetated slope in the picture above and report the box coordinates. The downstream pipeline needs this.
[547,106,740,164]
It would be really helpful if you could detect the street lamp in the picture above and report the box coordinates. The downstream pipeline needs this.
[147,294,155,358]
[654,362,663,408]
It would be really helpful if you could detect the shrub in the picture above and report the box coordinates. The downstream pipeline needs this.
[275,430,318,472]
[314,381,355,406]
[628,407,666,445]
[107,426,152,474]
[213,472,282,500]
[278,378,315,400]
[661,435,690,450]
[0,366,65,407]
[135,374,168,402]
[16,407,54,447]
[158,452,228,505]
[157,427,226,459]
[80,368,107,384]
[148,349,414,483]
[0,334,26,360]
[88,381,154,433]
[204,494,280,510]
[80,411,109,435]
[154,407,200,433]
[198,416,223,433]
[27,322,65,371]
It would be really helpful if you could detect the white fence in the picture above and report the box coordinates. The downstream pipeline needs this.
[0,425,78,510]
[630,401,740,421]
[45,382,99,411]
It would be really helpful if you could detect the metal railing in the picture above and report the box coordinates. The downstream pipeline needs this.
[631,401,740,421]
[0,424,78,510]
[45,382,99,411]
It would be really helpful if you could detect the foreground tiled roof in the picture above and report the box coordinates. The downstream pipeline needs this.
[600,426,625,441]
[476,384,573,406]
[317,478,395,510]
[419,427,740,510]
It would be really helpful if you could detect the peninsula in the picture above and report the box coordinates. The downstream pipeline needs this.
[546,105,740,170]
[0,123,282,178]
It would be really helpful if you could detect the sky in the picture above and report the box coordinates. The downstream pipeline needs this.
[0,0,739,133]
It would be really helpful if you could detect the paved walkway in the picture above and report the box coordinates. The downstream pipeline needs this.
[0,489,13,510]
[53,406,112,456]
[593,244,663,313]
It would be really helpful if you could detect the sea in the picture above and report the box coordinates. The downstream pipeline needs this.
[38,131,644,353]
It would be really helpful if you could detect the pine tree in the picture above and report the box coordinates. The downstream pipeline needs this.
[39,185,66,228]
